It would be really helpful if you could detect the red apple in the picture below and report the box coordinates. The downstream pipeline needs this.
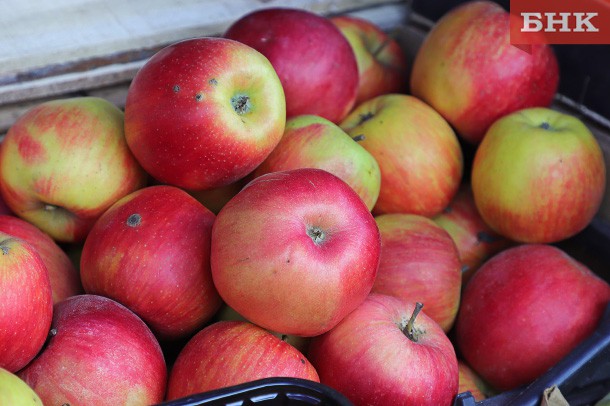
[211,168,380,337]
[124,37,286,190]
[331,15,407,104]
[18,294,167,405]
[458,360,489,402]
[372,213,462,332]
[0,233,53,372]
[80,185,222,340]
[410,1,559,144]
[340,94,463,216]
[224,7,358,123]
[472,107,606,243]
[308,294,459,405]
[455,244,610,391]
[251,115,381,211]
[0,97,147,243]
[0,215,82,303]
[166,320,319,400]
[0,367,43,405]
[432,184,513,284]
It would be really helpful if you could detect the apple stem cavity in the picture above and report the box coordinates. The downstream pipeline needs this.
[126,213,142,228]
[231,94,252,115]
[44,204,57,212]
[351,134,366,142]
[372,38,391,59]
[404,302,424,342]
[306,225,326,245]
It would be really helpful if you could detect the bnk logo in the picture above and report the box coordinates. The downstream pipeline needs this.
[510,0,610,44]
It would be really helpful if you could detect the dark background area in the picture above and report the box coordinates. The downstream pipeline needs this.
[411,0,610,122]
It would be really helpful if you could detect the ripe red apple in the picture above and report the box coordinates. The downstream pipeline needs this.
[308,294,459,405]
[224,7,358,123]
[125,37,286,190]
[251,115,381,211]
[18,294,167,405]
[80,185,222,340]
[211,168,380,337]
[0,367,43,405]
[432,184,512,284]
[0,215,82,303]
[410,1,559,144]
[471,107,606,243]
[455,244,610,391]
[340,94,463,216]
[166,320,319,400]
[372,213,462,332]
[0,233,53,372]
[458,360,489,402]
[0,97,147,243]
[331,15,407,104]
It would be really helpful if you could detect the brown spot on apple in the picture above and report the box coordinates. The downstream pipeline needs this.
[358,112,375,125]
[126,213,142,227]
[173,85,180,93]
[209,78,218,86]
[195,93,204,102]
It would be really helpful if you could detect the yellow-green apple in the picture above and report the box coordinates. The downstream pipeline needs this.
[455,244,610,391]
[372,213,462,332]
[307,294,459,405]
[251,115,381,211]
[471,107,606,244]
[224,8,358,124]
[211,168,380,337]
[125,37,286,191]
[410,1,559,144]
[458,360,489,402]
[18,294,167,405]
[0,97,147,243]
[0,367,43,405]
[0,215,82,303]
[0,233,52,372]
[80,185,222,340]
[331,15,407,104]
[340,94,463,216]
[166,320,319,400]
[433,184,513,284]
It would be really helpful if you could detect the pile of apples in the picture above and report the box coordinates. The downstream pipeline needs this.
[1,1,609,405]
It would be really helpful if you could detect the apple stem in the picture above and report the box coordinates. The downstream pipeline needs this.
[404,302,424,342]
[351,134,366,142]
[372,38,391,59]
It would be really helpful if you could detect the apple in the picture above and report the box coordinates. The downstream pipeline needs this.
[340,94,463,217]
[188,179,245,215]
[307,294,459,405]
[166,320,319,400]
[0,215,82,303]
[455,244,610,391]
[124,37,286,191]
[0,97,147,243]
[211,168,380,337]
[0,367,43,405]
[251,115,381,211]
[80,185,222,340]
[372,213,462,332]
[410,1,559,144]
[471,107,606,244]
[458,360,489,402]
[0,232,53,372]
[224,7,358,124]
[331,15,407,104]
[432,184,512,284]
[18,294,167,405]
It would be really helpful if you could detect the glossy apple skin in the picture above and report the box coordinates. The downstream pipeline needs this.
[410,1,558,144]
[308,293,459,405]
[373,213,462,332]
[225,8,358,124]
[472,108,606,244]
[252,115,381,211]
[211,168,380,337]
[0,97,147,243]
[433,185,512,284]
[125,37,286,190]
[18,294,167,405]
[166,320,319,400]
[0,233,53,372]
[0,215,82,303]
[0,367,43,405]
[340,94,463,216]
[331,15,407,104]
[80,185,221,340]
[455,244,610,391]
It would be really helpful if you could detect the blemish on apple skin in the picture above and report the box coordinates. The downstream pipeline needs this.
[126,213,142,227]
[173,85,180,93]
[195,93,204,102]
[358,112,375,125]
[209,78,218,86]
[0,244,8,255]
